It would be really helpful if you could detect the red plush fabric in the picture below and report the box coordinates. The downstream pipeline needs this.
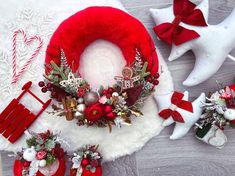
[13,160,23,176]
[13,158,66,176]
[45,7,158,76]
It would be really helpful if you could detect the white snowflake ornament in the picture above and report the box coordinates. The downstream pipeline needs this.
[59,72,83,92]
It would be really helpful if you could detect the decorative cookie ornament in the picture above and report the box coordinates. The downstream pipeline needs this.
[13,130,66,176]
[115,67,140,90]
[44,7,160,130]
[150,0,235,86]
[154,91,206,139]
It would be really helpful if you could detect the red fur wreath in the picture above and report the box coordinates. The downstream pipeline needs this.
[45,6,158,75]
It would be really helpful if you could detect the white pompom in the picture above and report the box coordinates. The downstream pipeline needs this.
[39,160,47,167]
[77,98,84,104]
[77,104,86,112]
[23,147,36,162]
[224,109,235,121]
[112,92,119,97]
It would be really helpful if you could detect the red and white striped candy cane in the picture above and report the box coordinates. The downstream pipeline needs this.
[11,29,43,84]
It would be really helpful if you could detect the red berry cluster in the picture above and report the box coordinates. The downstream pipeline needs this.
[38,81,69,101]
[38,81,53,93]
[146,73,160,86]
[101,87,115,98]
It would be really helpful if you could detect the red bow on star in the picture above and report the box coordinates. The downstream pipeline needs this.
[159,91,193,123]
[153,0,207,45]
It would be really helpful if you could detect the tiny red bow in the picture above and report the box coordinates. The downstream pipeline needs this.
[153,0,207,45]
[159,91,193,123]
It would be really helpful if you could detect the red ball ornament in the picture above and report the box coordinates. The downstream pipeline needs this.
[104,105,113,113]
[23,161,31,167]
[106,94,112,99]
[153,80,159,85]
[38,81,45,87]
[41,87,48,93]
[108,87,114,94]
[106,112,117,120]
[154,73,160,79]
[102,89,108,95]
[147,76,153,83]
[51,91,58,98]
[81,159,89,167]
[47,82,53,88]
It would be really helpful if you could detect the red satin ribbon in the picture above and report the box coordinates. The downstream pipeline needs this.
[153,0,207,45]
[159,91,193,123]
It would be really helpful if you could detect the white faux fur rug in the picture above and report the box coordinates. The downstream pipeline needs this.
[0,0,173,161]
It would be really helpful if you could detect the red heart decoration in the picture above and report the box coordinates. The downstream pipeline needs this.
[11,29,43,84]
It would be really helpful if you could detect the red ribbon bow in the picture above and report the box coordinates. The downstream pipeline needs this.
[153,0,207,45]
[159,91,193,123]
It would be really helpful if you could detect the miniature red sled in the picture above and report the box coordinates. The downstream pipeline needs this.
[0,81,51,143]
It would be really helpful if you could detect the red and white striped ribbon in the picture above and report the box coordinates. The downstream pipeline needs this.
[11,29,43,84]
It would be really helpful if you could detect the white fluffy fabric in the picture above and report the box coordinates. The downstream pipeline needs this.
[0,0,173,161]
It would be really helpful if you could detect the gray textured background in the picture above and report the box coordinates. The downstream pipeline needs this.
[1,0,235,175]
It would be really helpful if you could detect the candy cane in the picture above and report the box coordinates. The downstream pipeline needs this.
[11,29,43,84]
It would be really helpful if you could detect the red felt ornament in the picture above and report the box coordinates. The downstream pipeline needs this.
[23,161,30,167]
[125,85,143,106]
[102,89,108,95]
